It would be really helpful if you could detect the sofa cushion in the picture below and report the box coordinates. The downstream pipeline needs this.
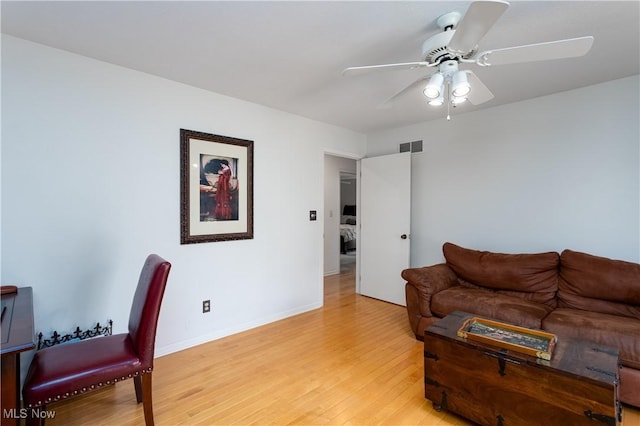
[443,242,559,306]
[558,250,640,319]
[542,308,640,369]
[431,287,554,330]
[456,277,557,307]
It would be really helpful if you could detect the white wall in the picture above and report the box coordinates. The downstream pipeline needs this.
[323,154,357,275]
[1,35,366,369]
[367,75,640,266]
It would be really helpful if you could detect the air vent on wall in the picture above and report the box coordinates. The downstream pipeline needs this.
[399,140,423,153]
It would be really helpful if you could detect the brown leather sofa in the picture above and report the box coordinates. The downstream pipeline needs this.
[402,242,640,408]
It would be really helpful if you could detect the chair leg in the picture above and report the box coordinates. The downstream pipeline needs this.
[134,375,143,403]
[141,373,154,426]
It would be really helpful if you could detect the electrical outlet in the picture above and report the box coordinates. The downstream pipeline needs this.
[202,299,211,313]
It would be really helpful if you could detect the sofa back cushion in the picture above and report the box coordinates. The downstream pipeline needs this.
[558,249,640,319]
[443,243,559,306]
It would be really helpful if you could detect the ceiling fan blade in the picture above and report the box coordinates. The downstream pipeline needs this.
[342,62,434,76]
[448,0,510,56]
[475,36,594,66]
[377,75,430,109]
[465,70,494,105]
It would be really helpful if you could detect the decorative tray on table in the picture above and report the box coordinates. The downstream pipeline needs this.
[457,317,557,360]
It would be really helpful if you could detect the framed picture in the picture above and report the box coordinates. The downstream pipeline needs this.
[180,129,254,244]
[457,317,557,360]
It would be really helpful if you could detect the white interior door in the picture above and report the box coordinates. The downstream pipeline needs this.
[358,152,411,306]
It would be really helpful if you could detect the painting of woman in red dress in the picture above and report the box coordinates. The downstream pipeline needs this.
[199,156,239,221]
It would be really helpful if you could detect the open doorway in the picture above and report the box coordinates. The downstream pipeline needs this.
[339,171,357,274]
[323,154,357,278]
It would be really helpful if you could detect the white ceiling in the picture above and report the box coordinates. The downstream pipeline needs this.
[2,1,639,134]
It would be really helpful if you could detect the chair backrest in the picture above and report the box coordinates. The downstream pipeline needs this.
[128,254,171,367]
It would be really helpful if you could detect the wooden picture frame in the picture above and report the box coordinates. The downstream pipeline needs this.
[457,317,557,360]
[180,129,254,244]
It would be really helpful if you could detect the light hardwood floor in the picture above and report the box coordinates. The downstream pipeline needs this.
[41,263,639,425]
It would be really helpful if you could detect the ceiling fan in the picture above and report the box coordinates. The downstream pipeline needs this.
[342,0,594,114]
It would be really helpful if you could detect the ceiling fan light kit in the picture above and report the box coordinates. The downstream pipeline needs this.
[423,72,444,99]
[428,94,445,107]
[451,70,471,97]
[342,0,595,119]
[424,61,472,106]
[452,95,467,105]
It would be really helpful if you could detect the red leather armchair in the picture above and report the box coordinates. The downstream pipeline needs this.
[22,254,171,426]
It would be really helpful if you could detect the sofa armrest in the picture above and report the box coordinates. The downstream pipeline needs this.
[402,264,458,319]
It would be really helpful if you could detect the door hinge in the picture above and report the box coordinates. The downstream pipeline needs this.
[586,366,616,377]
[584,410,615,426]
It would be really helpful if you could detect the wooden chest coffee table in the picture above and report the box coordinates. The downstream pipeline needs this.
[424,311,621,426]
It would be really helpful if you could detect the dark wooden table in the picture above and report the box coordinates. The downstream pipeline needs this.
[1,287,35,426]
[424,311,621,426]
